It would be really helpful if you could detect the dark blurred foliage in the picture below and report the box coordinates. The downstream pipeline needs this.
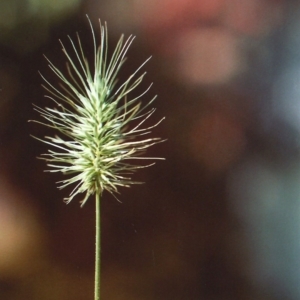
[0,1,300,300]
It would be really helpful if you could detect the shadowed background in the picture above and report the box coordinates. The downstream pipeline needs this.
[0,0,299,299]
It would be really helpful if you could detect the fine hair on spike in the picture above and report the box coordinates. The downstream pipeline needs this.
[31,15,165,206]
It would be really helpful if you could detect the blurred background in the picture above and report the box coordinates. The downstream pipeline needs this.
[0,0,300,299]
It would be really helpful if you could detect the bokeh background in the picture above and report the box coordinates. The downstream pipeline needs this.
[1,0,300,299]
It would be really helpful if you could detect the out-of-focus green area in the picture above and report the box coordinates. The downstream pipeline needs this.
[0,0,80,52]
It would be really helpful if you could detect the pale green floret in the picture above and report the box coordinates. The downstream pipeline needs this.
[33,18,164,206]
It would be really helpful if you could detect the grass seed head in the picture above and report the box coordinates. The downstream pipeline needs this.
[33,16,164,206]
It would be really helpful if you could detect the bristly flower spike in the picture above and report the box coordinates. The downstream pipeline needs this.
[33,16,165,207]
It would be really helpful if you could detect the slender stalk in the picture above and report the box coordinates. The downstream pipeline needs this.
[95,192,101,300]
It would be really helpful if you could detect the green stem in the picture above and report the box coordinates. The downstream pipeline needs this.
[95,192,101,300]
